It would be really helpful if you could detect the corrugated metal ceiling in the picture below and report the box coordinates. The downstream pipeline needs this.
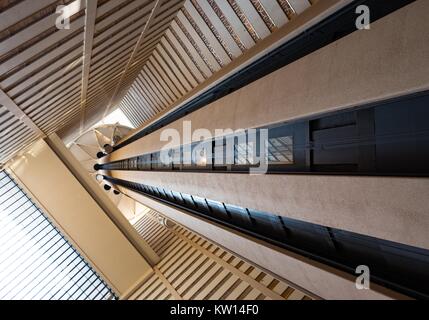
[118,0,314,128]
[0,0,314,164]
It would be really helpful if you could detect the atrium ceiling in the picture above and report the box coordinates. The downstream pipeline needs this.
[0,0,314,165]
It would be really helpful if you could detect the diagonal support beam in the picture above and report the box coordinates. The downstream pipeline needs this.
[0,89,44,137]
[80,0,98,134]
[102,0,163,119]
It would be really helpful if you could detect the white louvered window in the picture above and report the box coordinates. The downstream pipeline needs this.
[0,171,116,300]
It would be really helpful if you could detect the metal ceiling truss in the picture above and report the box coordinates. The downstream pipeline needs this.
[118,0,314,128]
[0,0,185,163]
[0,0,315,163]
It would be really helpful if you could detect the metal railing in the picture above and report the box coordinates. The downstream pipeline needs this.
[105,175,429,300]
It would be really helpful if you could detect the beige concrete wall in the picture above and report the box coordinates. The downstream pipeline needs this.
[8,139,153,296]
[105,1,429,250]
[100,0,429,297]
[46,134,160,266]
[123,189,408,300]
[108,0,429,160]
[111,170,429,251]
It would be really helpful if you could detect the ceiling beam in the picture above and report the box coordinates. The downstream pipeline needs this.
[0,0,57,31]
[103,0,164,119]
[80,0,98,134]
[0,89,44,137]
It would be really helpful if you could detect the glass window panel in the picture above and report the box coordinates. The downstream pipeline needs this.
[171,148,181,166]
[0,171,116,300]
[267,136,294,164]
[192,141,212,167]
